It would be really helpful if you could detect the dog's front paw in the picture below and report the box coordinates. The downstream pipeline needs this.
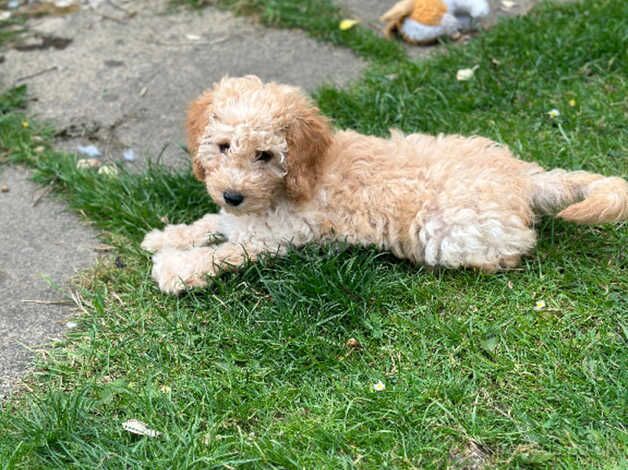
[141,229,168,253]
[150,249,214,295]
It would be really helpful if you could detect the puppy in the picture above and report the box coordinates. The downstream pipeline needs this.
[142,75,628,294]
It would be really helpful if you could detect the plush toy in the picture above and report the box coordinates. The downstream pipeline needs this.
[380,0,490,44]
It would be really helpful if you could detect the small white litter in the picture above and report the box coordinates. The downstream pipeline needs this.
[123,148,136,162]
[501,0,516,10]
[77,145,102,158]
[122,419,161,438]
[456,65,479,81]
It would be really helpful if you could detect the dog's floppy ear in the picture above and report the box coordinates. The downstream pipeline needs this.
[186,90,213,181]
[283,94,333,202]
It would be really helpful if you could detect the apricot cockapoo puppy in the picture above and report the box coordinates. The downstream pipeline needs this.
[142,76,628,294]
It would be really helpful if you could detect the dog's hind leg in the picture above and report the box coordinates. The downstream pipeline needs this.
[417,207,536,272]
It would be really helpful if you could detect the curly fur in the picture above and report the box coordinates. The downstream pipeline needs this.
[142,76,628,294]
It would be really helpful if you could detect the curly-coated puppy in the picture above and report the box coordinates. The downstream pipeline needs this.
[142,75,628,294]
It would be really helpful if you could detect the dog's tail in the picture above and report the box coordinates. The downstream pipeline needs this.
[531,169,628,224]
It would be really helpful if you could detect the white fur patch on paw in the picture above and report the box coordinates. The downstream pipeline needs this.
[150,249,213,295]
[151,251,186,294]
[141,229,167,253]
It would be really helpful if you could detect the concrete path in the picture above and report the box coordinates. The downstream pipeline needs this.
[0,167,97,398]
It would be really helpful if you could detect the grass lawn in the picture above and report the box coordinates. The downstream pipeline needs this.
[0,0,626,467]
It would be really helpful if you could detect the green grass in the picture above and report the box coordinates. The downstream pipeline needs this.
[0,6,26,48]
[1,0,627,467]
[171,0,406,62]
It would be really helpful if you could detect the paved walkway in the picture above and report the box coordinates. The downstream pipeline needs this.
[0,167,97,398]
[0,0,540,397]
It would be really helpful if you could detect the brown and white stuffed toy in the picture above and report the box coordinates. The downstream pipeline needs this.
[381,0,490,44]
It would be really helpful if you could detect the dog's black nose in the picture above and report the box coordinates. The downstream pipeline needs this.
[223,191,244,206]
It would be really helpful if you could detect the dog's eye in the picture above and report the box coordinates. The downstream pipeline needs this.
[218,143,230,153]
[256,151,273,162]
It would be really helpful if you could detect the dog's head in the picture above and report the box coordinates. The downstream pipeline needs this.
[186,76,332,214]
